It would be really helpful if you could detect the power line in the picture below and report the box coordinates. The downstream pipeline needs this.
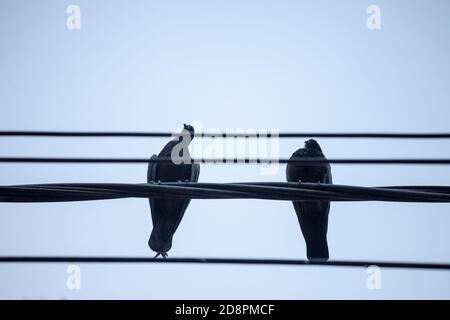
[0,256,449,270]
[1,131,450,138]
[2,182,450,202]
[1,157,450,165]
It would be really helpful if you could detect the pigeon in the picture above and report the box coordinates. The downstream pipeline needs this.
[147,124,200,258]
[286,139,332,261]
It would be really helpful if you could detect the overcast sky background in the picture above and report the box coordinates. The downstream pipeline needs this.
[1,0,450,299]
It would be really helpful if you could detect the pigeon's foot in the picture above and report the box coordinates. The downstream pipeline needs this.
[153,252,169,260]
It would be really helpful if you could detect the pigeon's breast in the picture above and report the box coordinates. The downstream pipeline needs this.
[155,163,192,182]
[286,160,330,183]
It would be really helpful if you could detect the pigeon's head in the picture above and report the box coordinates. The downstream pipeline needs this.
[182,123,195,140]
[304,139,322,152]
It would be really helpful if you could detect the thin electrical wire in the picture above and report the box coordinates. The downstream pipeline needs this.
[0,256,449,270]
[1,157,450,165]
[1,131,450,138]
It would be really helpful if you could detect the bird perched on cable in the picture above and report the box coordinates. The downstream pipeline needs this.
[286,139,332,261]
[147,124,200,258]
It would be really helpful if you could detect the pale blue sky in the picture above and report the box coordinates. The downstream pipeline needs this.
[0,0,450,299]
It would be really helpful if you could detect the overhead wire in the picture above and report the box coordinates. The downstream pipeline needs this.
[1,157,450,165]
[0,256,450,270]
[1,131,450,138]
[1,182,450,203]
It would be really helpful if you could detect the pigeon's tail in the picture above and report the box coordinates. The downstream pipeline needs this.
[305,236,329,262]
[303,222,329,261]
[293,201,330,262]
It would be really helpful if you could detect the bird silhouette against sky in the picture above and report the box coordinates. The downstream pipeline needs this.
[147,124,200,258]
[286,139,332,261]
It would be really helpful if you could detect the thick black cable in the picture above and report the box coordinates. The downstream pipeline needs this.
[1,131,450,138]
[1,157,450,165]
[2,182,450,203]
[0,256,449,270]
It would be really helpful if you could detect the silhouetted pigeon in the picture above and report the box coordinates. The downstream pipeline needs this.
[147,124,200,258]
[286,139,332,261]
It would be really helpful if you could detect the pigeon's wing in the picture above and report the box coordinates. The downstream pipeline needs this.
[191,163,200,183]
[169,163,200,233]
[285,153,296,182]
[147,154,158,182]
[147,154,158,226]
[322,163,332,215]
[326,167,333,184]
[316,162,331,230]
[322,154,332,184]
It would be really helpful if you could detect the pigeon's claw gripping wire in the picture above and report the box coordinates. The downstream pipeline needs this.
[153,252,168,259]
